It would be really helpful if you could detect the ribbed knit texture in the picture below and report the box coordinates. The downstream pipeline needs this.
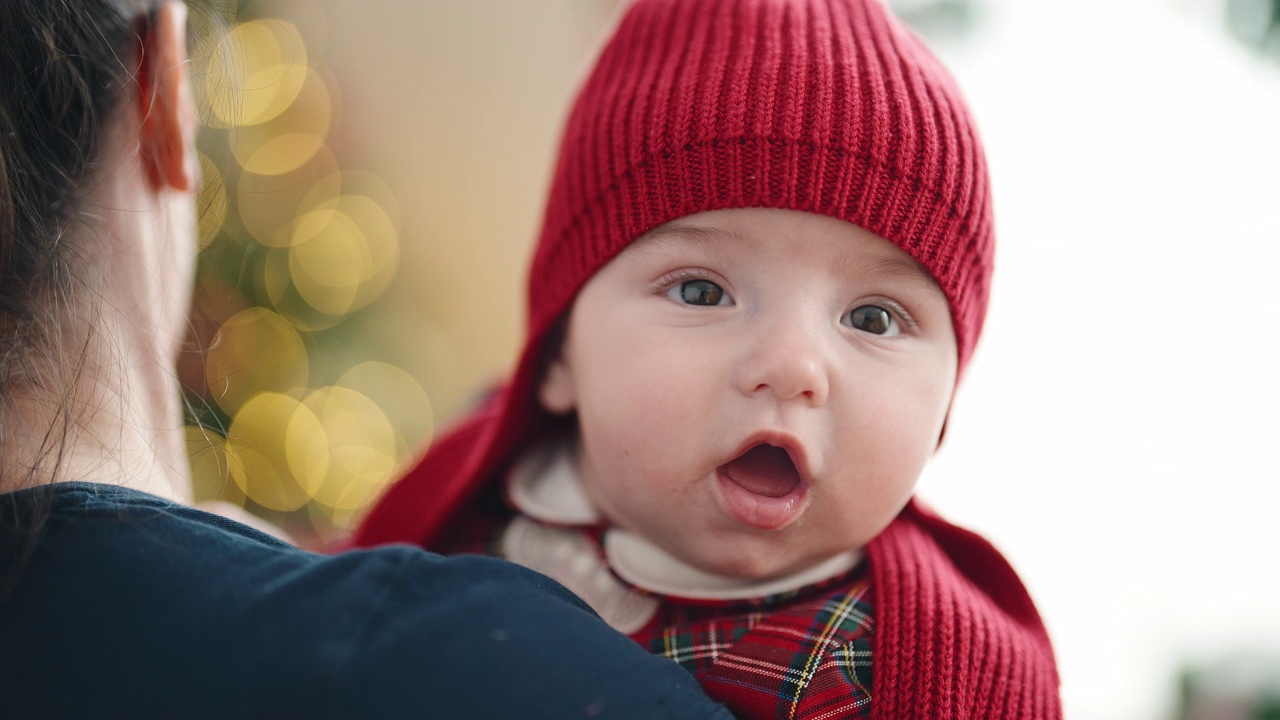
[868,500,1062,719]
[356,0,1060,716]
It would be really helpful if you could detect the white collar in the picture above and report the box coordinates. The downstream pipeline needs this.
[507,440,601,525]
[507,441,862,603]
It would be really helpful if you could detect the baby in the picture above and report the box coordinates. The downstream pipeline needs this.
[356,0,1061,717]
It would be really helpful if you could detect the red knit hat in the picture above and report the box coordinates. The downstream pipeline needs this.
[356,0,994,549]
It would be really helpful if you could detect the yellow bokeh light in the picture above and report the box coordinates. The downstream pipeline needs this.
[300,386,398,511]
[209,19,309,128]
[230,68,332,176]
[205,307,309,415]
[188,4,414,527]
[243,133,329,177]
[286,195,401,317]
[196,152,228,250]
[289,207,364,316]
[261,247,348,333]
[262,248,293,310]
[242,0,329,61]
[190,19,240,130]
[184,425,245,506]
[342,195,401,308]
[227,392,326,512]
[284,398,332,496]
[236,147,340,248]
[297,170,401,229]
[336,361,433,458]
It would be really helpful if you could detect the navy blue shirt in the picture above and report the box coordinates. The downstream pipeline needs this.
[0,483,733,719]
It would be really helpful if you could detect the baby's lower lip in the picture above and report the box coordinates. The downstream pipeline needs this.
[713,468,809,530]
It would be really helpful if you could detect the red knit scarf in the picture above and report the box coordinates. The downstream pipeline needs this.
[868,501,1061,719]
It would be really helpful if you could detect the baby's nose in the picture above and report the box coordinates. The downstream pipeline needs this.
[733,319,831,406]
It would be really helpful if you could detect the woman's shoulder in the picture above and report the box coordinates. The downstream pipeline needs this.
[1,482,734,719]
[2,481,582,635]
[0,483,420,714]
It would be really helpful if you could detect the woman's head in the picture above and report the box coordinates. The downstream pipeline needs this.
[0,0,215,491]
[2,0,160,299]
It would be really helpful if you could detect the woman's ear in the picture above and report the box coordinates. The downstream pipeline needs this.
[537,351,578,415]
[137,1,197,192]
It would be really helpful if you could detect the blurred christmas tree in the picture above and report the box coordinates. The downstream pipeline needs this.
[184,0,432,543]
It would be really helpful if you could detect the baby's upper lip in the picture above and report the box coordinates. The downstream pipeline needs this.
[725,430,812,484]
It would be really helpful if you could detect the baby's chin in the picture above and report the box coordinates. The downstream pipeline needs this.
[677,544,859,582]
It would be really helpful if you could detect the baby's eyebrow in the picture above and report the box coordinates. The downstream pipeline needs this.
[840,254,942,295]
[631,224,749,255]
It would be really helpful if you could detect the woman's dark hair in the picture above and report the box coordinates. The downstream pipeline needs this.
[0,0,160,490]
[0,0,222,599]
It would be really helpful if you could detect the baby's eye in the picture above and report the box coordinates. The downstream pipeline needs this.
[843,305,900,336]
[668,279,729,306]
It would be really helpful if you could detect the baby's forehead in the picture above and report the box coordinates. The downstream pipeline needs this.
[630,211,944,295]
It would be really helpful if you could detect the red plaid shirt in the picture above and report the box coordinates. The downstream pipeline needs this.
[442,506,874,719]
[632,578,874,719]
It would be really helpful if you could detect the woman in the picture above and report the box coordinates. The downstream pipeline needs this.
[0,2,732,717]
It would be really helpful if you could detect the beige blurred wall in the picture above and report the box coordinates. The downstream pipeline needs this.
[313,0,625,425]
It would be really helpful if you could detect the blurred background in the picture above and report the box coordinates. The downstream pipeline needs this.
[183,0,1280,717]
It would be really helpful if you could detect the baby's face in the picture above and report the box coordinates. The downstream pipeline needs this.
[539,208,958,579]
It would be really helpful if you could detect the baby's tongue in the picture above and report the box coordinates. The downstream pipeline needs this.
[722,445,800,498]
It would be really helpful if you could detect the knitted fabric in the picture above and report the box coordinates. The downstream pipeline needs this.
[355,0,1060,716]
[869,500,1061,719]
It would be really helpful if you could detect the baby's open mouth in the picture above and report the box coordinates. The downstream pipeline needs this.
[720,443,802,498]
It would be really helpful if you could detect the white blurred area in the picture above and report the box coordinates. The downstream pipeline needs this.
[309,0,1280,717]
[919,1,1280,718]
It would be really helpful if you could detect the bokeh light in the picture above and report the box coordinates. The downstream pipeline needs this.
[210,19,309,128]
[226,392,325,512]
[236,147,340,246]
[230,68,332,175]
[243,0,329,60]
[299,386,397,511]
[205,307,309,415]
[288,195,400,316]
[196,152,227,250]
[336,361,433,461]
[187,2,419,540]
[289,205,365,315]
[184,425,244,507]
